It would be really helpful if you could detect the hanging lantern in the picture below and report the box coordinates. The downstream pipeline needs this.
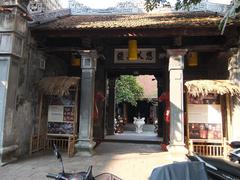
[188,52,198,66]
[71,53,81,66]
[128,39,138,61]
[71,57,81,66]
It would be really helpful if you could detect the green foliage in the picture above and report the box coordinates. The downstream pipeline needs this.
[144,0,240,34]
[144,0,202,11]
[175,0,202,10]
[115,75,144,106]
[144,0,161,12]
[219,0,240,34]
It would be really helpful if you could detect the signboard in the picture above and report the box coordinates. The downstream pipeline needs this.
[48,105,64,122]
[114,48,156,63]
[188,104,222,140]
[48,105,75,135]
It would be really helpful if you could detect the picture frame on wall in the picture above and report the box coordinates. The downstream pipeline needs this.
[114,48,156,63]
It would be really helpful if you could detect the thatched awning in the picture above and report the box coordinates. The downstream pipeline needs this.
[185,80,240,97]
[38,76,80,96]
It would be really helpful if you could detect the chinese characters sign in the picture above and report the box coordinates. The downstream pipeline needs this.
[114,48,156,63]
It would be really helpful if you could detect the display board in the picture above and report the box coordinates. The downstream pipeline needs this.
[48,105,75,122]
[187,94,223,141]
[48,105,64,122]
[30,77,80,156]
[47,91,77,135]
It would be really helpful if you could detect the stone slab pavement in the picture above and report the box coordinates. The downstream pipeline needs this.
[0,142,187,180]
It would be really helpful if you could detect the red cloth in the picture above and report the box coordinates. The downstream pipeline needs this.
[159,92,170,143]
[159,92,169,103]
[160,143,168,151]
[95,92,105,101]
[159,92,170,123]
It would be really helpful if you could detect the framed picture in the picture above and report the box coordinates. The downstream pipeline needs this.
[114,48,156,63]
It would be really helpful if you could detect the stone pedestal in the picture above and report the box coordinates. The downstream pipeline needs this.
[167,49,188,155]
[75,50,97,156]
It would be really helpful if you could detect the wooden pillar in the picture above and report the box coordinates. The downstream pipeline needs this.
[155,76,165,137]
[228,48,240,141]
[167,49,188,154]
[93,59,106,140]
[75,50,97,156]
[226,94,232,140]
[106,77,116,135]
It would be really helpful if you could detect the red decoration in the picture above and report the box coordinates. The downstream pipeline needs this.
[159,91,170,143]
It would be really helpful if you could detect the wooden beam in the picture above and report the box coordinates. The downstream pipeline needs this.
[106,67,165,77]
[43,44,225,53]
[174,36,182,47]
[226,94,232,140]
[43,47,83,52]
[32,27,223,38]
[184,45,225,52]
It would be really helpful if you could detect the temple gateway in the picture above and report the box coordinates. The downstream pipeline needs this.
[0,0,240,164]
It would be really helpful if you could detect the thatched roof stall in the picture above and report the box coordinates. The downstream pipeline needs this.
[185,80,240,97]
[38,76,80,96]
[32,76,80,157]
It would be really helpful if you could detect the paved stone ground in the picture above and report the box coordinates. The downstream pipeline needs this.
[0,142,186,180]
[105,131,162,142]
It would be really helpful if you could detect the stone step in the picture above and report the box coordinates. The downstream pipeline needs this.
[123,123,155,131]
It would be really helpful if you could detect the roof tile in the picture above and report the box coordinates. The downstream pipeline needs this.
[34,12,223,31]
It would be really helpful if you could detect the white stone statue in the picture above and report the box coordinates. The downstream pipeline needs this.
[133,117,145,133]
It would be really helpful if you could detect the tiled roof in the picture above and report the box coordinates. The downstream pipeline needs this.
[33,11,224,31]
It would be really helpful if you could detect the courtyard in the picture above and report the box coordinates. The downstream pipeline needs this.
[0,142,186,180]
